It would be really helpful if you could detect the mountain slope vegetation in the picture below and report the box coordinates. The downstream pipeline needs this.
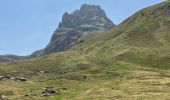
[0,1,170,100]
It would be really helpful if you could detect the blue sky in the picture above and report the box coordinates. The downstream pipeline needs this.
[0,0,165,55]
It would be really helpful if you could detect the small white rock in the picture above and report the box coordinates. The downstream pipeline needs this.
[1,95,7,99]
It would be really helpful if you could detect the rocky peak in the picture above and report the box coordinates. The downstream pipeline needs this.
[41,4,115,55]
[58,4,114,29]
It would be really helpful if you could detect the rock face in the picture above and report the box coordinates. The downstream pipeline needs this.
[58,4,113,29]
[43,4,115,54]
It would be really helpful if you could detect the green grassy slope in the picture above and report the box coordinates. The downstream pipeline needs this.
[72,1,170,69]
[0,1,170,100]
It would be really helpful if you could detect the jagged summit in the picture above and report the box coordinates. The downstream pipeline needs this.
[40,4,115,55]
[58,4,113,29]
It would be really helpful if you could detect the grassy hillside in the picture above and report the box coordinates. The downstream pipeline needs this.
[72,1,170,69]
[0,1,170,100]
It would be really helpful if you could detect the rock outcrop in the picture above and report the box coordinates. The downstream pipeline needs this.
[43,4,115,54]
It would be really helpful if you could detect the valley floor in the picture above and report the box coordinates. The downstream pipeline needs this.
[1,60,170,100]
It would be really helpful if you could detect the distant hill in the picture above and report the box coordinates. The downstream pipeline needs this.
[0,55,28,62]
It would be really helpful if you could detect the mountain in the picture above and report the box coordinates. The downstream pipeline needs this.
[42,4,114,55]
[1,1,170,99]
[0,55,28,62]
[2,4,115,60]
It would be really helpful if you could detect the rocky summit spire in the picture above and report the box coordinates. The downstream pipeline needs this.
[41,4,115,55]
[58,4,114,29]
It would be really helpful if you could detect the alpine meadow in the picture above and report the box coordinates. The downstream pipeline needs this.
[0,1,170,100]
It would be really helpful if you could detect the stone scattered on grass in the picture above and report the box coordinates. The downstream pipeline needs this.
[0,75,10,81]
[0,75,27,82]
[14,77,27,82]
[24,87,68,97]
[0,95,7,100]
[39,70,48,74]
[42,87,59,96]
[0,76,5,80]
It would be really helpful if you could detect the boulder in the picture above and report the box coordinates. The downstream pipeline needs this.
[42,87,59,96]
[14,77,27,82]
[0,75,10,81]
[0,76,5,80]
[0,95,7,100]
[39,70,48,74]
